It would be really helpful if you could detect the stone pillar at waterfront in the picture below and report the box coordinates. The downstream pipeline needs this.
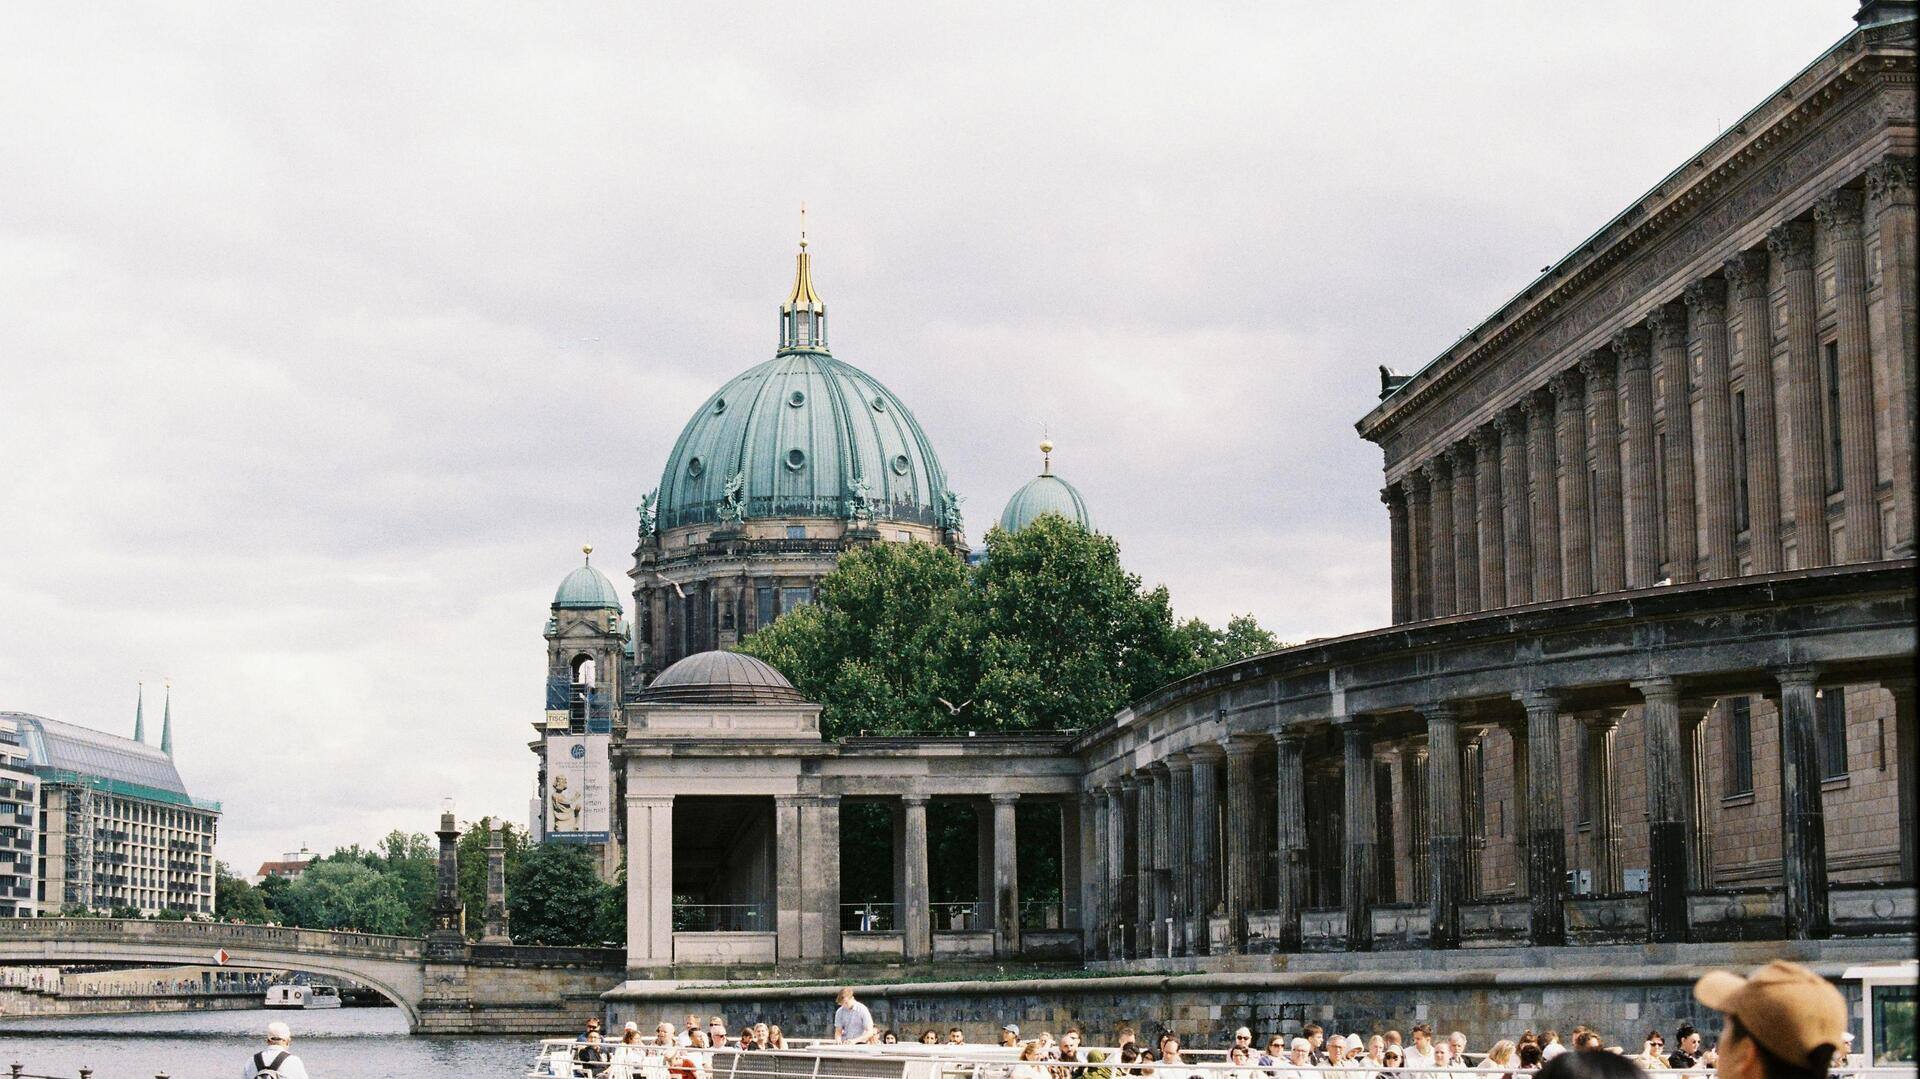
[1866,157,1917,555]
[1651,302,1698,583]
[1817,189,1881,562]
[1165,756,1194,956]
[903,795,931,961]
[1583,712,1622,893]
[628,795,674,969]
[1887,677,1918,882]
[1524,390,1562,600]
[1450,442,1480,613]
[991,793,1020,958]
[1582,350,1627,593]
[1272,730,1307,953]
[1614,326,1659,587]
[1426,457,1457,617]
[1770,220,1832,568]
[1550,369,1592,596]
[1132,775,1154,958]
[1776,668,1831,939]
[1725,250,1783,572]
[481,818,510,945]
[1499,717,1530,898]
[428,805,465,960]
[1472,425,1505,610]
[1424,705,1465,948]
[1188,745,1222,954]
[1337,717,1376,951]
[1681,702,1713,890]
[1638,677,1690,943]
[1686,279,1737,580]
[1222,738,1259,953]
[1497,409,1533,604]
[1516,692,1564,945]
[1105,784,1129,958]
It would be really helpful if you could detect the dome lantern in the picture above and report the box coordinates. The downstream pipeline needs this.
[553,547,625,611]
[780,205,827,352]
[999,439,1093,533]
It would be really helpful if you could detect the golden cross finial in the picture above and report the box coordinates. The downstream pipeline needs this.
[799,202,808,251]
[582,544,594,563]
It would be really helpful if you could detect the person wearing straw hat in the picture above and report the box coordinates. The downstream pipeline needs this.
[1694,960,1849,1079]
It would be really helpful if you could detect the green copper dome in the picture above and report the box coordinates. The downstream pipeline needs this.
[554,550,624,610]
[654,244,957,533]
[998,442,1092,533]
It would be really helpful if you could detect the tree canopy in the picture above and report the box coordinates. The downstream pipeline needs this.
[744,514,1278,738]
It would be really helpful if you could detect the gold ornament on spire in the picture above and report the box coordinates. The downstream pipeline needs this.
[781,204,827,349]
[1040,439,1054,476]
[582,544,594,563]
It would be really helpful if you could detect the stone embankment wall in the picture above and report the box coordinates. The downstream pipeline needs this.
[0,987,261,1019]
[605,938,1910,1048]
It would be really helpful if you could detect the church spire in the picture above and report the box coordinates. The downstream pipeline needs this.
[133,682,145,743]
[160,680,173,756]
[780,205,828,351]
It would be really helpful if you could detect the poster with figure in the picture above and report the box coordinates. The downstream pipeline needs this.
[545,733,611,843]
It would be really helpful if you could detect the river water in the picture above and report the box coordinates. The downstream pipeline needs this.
[0,1005,531,1078]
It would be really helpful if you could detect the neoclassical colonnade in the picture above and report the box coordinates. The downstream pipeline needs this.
[1077,562,1915,959]
[1380,157,1917,625]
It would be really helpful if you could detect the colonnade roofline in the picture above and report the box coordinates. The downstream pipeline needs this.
[1073,559,1916,766]
[1356,12,1911,440]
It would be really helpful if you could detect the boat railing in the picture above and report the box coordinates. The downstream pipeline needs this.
[526,1041,1920,1079]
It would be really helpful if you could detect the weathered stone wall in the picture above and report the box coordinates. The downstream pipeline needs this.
[605,938,1910,1050]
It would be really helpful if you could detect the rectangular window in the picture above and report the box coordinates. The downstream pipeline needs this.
[780,587,813,613]
[1724,697,1754,797]
[1733,391,1751,532]
[755,585,775,631]
[786,525,807,540]
[1817,687,1848,780]
[1825,342,1844,494]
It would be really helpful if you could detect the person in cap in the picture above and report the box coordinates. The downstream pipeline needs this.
[1002,1023,1023,1048]
[1696,960,1848,1079]
[243,1020,310,1079]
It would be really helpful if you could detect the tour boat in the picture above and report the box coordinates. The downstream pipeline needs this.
[263,982,343,1009]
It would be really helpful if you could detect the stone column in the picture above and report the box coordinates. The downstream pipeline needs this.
[1222,737,1259,952]
[1884,678,1917,881]
[1725,250,1783,572]
[1272,730,1308,953]
[629,795,674,969]
[1681,703,1713,890]
[1769,221,1832,567]
[1817,190,1883,562]
[1165,756,1194,955]
[1582,350,1628,592]
[1450,442,1480,613]
[805,796,842,959]
[1062,796,1084,933]
[990,793,1020,958]
[1651,302,1699,583]
[1516,693,1568,944]
[1106,784,1129,956]
[1614,325,1660,586]
[1550,369,1593,596]
[1686,279,1738,579]
[1497,409,1534,604]
[1499,718,1530,898]
[1188,745,1222,954]
[1385,484,1412,624]
[1337,717,1377,951]
[1087,791,1109,958]
[1775,667,1831,938]
[1426,457,1457,617]
[1524,389,1563,600]
[430,807,463,952]
[1407,469,1433,620]
[1582,713,1621,893]
[901,796,931,960]
[1424,704,1466,948]
[1866,157,1917,555]
[481,819,510,944]
[1132,773,1154,957]
[1637,678,1690,943]
[1472,425,1506,610]
[1149,763,1173,955]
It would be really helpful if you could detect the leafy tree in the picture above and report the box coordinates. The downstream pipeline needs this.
[273,860,419,935]
[1174,612,1281,673]
[508,842,615,946]
[214,862,269,923]
[456,818,526,939]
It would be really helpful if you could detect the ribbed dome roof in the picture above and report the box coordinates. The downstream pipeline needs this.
[999,474,1093,533]
[641,650,808,705]
[554,560,624,610]
[656,350,956,533]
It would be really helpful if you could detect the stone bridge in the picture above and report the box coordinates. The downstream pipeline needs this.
[0,918,624,1034]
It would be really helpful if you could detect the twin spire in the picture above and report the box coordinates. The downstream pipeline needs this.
[780,204,828,352]
[132,680,174,757]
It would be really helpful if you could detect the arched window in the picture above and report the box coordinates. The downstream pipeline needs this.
[570,655,597,686]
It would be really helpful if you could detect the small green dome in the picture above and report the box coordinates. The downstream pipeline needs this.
[999,474,1093,533]
[554,552,624,611]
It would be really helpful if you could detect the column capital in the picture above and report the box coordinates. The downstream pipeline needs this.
[1332,715,1376,736]
[1547,367,1584,407]
[1420,701,1463,724]
[1271,727,1308,749]
[1147,759,1172,778]
[1447,439,1476,469]
[902,794,929,808]
[1647,301,1689,351]
[1765,219,1815,270]
[1774,665,1822,688]
[1420,455,1451,484]
[1682,278,1728,321]
[1513,688,1561,711]
[1865,155,1916,210]
[1404,468,1430,496]
[1219,734,1263,759]
[1185,741,1226,762]
[1520,386,1555,419]
[1610,326,1652,370]
[1577,348,1617,389]
[1813,188,1865,231]
[1114,774,1138,791]
[1162,751,1197,774]
[1381,482,1407,508]
[1632,676,1682,702]
[1723,249,1771,301]
[989,792,1021,807]
[1495,405,1527,439]
[1579,709,1623,733]
[1469,423,1500,455]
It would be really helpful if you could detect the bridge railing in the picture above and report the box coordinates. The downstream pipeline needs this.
[0,917,424,960]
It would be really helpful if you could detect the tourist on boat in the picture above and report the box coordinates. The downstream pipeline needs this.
[1380,1047,1404,1076]
[1011,1040,1052,1079]
[921,1029,941,1045]
[243,1020,310,1079]
[769,1024,789,1049]
[665,1042,700,1079]
[1694,960,1847,1079]
[1226,1045,1260,1079]
[652,1021,678,1046]
[709,1016,730,1048]
[1083,1048,1115,1079]
[1258,1033,1289,1074]
[1538,1033,1565,1062]
[883,1030,899,1044]
[949,1028,968,1045]
[1480,1039,1518,1078]
[1305,1024,1330,1066]
[574,1031,613,1077]
[1057,1028,1085,1075]
[1158,1034,1207,1079]
[1532,1052,1645,1079]
[1450,1034,1470,1066]
[1516,1043,1543,1072]
[1002,1023,1023,1048]
[834,987,878,1044]
[1666,1025,1712,1070]
[578,1017,605,1043]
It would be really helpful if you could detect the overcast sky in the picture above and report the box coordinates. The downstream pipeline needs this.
[0,3,1847,873]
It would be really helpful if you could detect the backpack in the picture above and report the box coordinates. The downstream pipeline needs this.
[254,1049,291,1077]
